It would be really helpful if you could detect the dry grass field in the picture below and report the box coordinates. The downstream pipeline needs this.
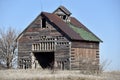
[0,69,120,80]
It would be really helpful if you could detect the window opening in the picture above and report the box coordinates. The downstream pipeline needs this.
[42,18,46,28]
[63,15,66,20]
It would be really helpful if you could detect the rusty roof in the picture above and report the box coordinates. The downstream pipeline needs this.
[41,12,83,40]
[70,17,102,42]
[17,6,102,42]
[41,12,102,42]
[53,6,71,16]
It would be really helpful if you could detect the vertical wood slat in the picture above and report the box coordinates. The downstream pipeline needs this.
[32,42,55,51]
[71,48,99,70]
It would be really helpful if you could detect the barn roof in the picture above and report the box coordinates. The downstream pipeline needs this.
[17,6,102,42]
[53,6,72,16]
[41,12,83,40]
[41,12,102,42]
[68,23,101,42]
[70,17,102,42]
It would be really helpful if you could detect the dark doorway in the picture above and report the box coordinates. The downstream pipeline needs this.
[33,52,54,69]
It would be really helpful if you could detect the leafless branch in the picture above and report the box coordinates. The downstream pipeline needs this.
[0,27,18,69]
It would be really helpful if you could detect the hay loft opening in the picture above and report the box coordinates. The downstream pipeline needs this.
[33,52,54,69]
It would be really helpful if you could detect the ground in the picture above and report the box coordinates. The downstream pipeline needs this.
[0,69,120,80]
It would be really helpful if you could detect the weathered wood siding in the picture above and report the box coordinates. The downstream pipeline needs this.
[18,16,70,69]
[17,6,101,71]
[55,42,70,70]
[71,41,99,70]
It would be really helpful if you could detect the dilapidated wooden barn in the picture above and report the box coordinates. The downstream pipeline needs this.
[17,6,102,70]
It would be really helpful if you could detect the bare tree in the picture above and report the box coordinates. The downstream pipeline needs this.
[0,27,17,69]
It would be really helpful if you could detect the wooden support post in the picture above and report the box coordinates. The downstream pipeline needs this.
[41,42,43,50]
[50,42,52,50]
[40,43,42,50]
[32,44,34,51]
[46,42,48,50]
[45,42,46,50]
[51,42,53,50]
[39,43,40,50]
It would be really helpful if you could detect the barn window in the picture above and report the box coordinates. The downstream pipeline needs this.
[58,15,66,20]
[42,18,46,28]
[63,15,66,20]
